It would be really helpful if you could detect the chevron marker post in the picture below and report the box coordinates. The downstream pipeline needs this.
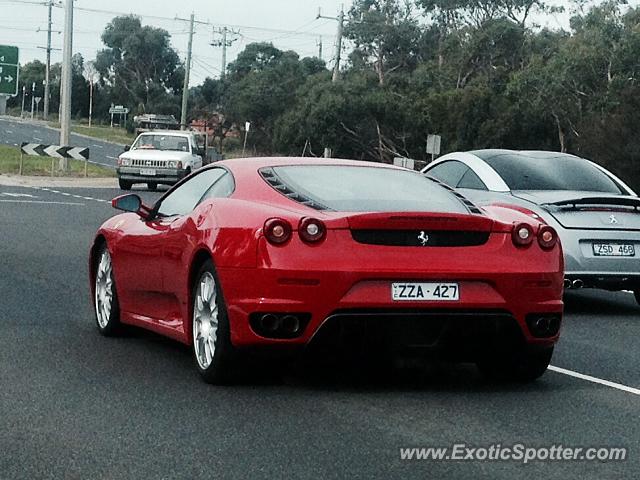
[19,143,91,177]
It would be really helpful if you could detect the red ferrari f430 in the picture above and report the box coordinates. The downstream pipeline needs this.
[90,158,563,384]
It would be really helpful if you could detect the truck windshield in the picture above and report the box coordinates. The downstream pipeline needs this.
[132,135,190,153]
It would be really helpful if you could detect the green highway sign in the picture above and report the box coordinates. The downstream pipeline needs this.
[0,45,19,96]
[0,45,19,66]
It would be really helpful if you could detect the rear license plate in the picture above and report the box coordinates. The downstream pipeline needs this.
[140,168,156,176]
[391,283,459,301]
[592,243,635,256]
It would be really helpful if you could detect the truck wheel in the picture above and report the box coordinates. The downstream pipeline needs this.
[147,182,158,191]
[119,179,132,190]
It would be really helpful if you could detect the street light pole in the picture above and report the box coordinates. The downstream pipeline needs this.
[30,82,35,120]
[21,86,26,118]
[60,0,74,170]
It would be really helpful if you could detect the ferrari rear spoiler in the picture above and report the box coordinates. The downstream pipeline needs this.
[542,196,640,211]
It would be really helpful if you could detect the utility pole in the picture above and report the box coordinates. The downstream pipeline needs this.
[211,26,240,79]
[317,5,345,82]
[43,0,53,120]
[59,0,73,170]
[180,13,195,130]
[317,36,323,60]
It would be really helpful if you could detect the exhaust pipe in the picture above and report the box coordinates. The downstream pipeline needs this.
[572,279,584,289]
[564,279,571,289]
[281,315,300,334]
[534,317,551,335]
[259,314,281,332]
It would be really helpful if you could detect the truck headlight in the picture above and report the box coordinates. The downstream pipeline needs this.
[119,158,130,166]
[168,161,178,168]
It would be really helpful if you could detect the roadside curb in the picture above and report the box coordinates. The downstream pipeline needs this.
[0,174,118,188]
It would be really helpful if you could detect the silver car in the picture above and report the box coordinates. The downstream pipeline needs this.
[422,149,640,303]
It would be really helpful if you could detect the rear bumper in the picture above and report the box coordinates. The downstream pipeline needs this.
[557,228,640,286]
[219,267,563,350]
[564,272,640,290]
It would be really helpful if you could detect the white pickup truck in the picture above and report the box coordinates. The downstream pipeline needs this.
[117,131,209,191]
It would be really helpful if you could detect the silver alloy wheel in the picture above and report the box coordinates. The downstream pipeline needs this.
[95,249,114,329]
[193,272,219,369]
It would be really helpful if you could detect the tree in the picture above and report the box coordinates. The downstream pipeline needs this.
[226,42,288,79]
[345,0,424,85]
[417,0,551,29]
[94,15,183,115]
[224,43,328,153]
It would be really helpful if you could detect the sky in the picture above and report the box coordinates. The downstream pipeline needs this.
[0,0,348,85]
[0,0,630,88]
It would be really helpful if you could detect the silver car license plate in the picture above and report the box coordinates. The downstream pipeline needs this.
[592,243,635,257]
[140,168,156,176]
[391,282,459,301]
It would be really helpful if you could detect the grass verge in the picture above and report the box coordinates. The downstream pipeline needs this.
[0,144,116,177]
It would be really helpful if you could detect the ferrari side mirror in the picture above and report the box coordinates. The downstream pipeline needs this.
[111,194,149,219]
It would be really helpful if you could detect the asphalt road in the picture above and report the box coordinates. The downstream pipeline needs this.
[0,115,124,168]
[0,183,639,479]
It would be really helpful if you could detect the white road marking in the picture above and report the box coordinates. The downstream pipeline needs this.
[30,186,110,204]
[106,155,118,160]
[1,192,37,198]
[0,200,85,206]
[92,144,104,149]
[549,365,640,396]
[33,137,43,142]
[6,130,13,134]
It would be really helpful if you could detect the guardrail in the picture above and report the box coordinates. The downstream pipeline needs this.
[20,142,90,176]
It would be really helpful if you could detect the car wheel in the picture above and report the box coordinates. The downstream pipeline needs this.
[192,260,237,384]
[119,179,132,190]
[476,346,554,383]
[94,246,122,336]
[147,182,158,191]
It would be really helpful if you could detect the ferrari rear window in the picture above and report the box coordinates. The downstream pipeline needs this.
[261,165,469,213]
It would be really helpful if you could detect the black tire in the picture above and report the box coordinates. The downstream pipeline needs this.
[93,245,122,336]
[147,182,158,191]
[476,346,554,383]
[119,178,132,190]
[191,259,238,384]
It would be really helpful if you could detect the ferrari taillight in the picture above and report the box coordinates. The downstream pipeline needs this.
[264,218,292,245]
[512,223,534,247]
[299,218,326,243]
[537,225,558,250]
